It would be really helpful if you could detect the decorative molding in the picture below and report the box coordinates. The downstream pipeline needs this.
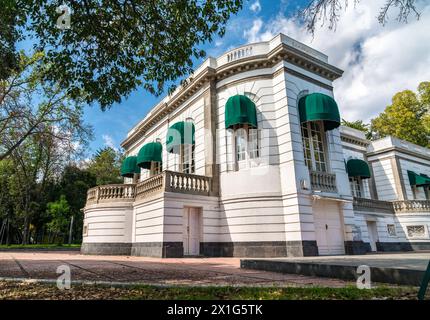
[121,42,343,150]
[340,134,369,148]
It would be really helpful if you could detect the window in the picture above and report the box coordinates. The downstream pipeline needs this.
[83,225,88,236]
[248,129,259,159]
[181,144,195,174]
[387,224,397,237]
[151,161,162,176]
[231,126,260,170]
[406,225,427,239]
[301,121,327,172]
[235,128,247,162]
[349,177,362,198]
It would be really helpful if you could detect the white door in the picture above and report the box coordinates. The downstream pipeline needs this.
[366,221,378,252]
[313,201,345,255]
[183,207,201,256]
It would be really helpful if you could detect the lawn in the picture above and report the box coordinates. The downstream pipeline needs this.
[0,281,421,300]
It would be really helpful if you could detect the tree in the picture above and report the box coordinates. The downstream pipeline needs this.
[341,119,372,139]
[45,195,70,244]
[370,81,430,147]
[300,0,421,34]
[2,1,243,109]
[87,147,123,186]
[59,165,96,243]
[0,52,93,161]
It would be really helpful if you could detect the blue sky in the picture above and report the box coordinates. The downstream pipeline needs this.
[84,0,304,155]
[17,0,430,157]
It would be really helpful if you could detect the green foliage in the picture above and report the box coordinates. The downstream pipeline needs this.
[370,82,430,147]
[45,195,70,242]
[3,1,243,109]
[0,52,93,161]
[87,147,123,185]
[341,119,372,139]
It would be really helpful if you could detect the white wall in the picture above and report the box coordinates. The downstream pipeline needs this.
[83,202,133,244]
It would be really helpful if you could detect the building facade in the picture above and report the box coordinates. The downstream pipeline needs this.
[82,34,430,257]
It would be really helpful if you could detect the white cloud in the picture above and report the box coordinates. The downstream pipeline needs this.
[243,18,264,43]
[102,134,116,149]
[250,0,261,13]
[242,1,430,122]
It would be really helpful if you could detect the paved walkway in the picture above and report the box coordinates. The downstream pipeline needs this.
[0,251,351,287]
[241,252,430,286]
[245,252,430,270]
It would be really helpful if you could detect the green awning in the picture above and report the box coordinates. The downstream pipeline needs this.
[408,171,430,187]
[225,95,257,130]
[166,121,195,154]
[120,156,141,178]
[137,142,162,169]
[298,93,340,131]
[346,159,371,179]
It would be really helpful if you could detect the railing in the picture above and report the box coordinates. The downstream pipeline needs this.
[310,171,337,193]
[392,200,430,213]
[135,170,213,200]
[135,173,164,199]
[165,170,211,195]
[86,184,136,205]
[227,46,253,62]
[86,171,213,206]
[353,197,394,214]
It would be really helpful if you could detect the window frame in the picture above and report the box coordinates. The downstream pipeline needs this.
[349,176,363,198]
[301,120,329,173]
[406,225,428,239]
[387,224,397,237]
[180,143,195,174]
[230,124,261,171]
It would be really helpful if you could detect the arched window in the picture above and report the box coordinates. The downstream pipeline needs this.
[137,141,163,177]
[298,92,340,173]
[182,118,195,174]
[225,94,259,170]
[301,121,327,172]
[166,118,195,174]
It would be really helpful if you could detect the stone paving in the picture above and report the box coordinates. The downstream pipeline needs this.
[246,252,430,270]
[0,250,351,287]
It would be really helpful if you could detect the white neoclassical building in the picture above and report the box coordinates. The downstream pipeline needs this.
[82,34,430,257]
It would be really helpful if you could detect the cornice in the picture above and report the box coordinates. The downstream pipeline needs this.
[340,134,370,148]
[121,43,344,150]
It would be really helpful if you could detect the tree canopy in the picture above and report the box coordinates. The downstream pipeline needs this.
[370,82,430,147]
[1,0,243,109]
[341,82,430,147]
[86,147,123,186]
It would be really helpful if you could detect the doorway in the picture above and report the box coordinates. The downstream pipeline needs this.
[366,221,378,252]
[183,207,201,256]
[313,200,345,255]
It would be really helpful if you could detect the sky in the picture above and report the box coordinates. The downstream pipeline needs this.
[70,0,430,155]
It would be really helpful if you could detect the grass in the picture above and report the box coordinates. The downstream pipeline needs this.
[0,244,81,250]
[0,281,421,300]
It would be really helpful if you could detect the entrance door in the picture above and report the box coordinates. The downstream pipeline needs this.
[366,221,378,252]
[313,201,345,255]
[183,207,201,256]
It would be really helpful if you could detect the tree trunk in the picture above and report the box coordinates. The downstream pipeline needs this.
[6,219,10,245]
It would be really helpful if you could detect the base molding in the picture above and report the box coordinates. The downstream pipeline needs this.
[131,242,183,258]
[344,241,371,255]
[201,241,318,257]
[81,240,430,257]
[376,241,430,252]
[81,242,131,255]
